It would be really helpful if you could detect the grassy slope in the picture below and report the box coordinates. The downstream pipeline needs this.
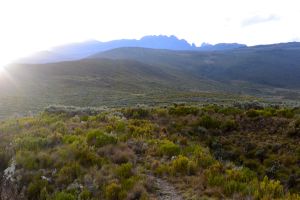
[94,46,300,90]
[2,44,300,118]
[0,58,250,119]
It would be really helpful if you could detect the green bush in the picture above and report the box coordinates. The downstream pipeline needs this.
[15,136,49,151]
[105,182,122,200]
[0,151,10,171]
[218,107,242,115]
[246,109,260,118]
[159,140,180,157]
[86,130,117,147]
[154,164,170,176]
[207,173,225,187]
[168,106,199,116]
[123,108,150,119]
[116,162,133,179]
[63,135,83,144]
[16,150,39,170]
[171,155,197,175]
[275,109,295,118]
[224,180,247,196]
[54,191,76,200]
[254,176,284,199]
[27,179,49,200]
[193,147,215,169]
[225,168,256,183]
[198,115,221,129]
[127,120,155,137]
[56,162,81,186]
[79,188,92,200]
[74,145,103,167]
[221,119,238,131]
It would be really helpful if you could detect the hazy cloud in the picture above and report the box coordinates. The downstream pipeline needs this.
[242,14,280,27]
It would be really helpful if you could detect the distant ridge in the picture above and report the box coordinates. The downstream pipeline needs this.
[16,35,246,64]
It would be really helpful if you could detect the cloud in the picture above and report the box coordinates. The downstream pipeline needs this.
[241,14,280,27]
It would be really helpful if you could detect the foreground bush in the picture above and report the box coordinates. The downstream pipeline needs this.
[86,130,117,147]
[158,140,180,157]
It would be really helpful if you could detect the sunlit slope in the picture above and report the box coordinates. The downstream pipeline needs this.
[0,58,226,118]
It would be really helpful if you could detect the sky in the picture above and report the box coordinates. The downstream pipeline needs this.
[0,0,300,66]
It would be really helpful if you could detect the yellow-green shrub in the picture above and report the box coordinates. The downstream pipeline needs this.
[254,176,284,199]
[159,140,180,157]
[86,130,117,147]
[116,162,133,179]
[105,182,122,200]
[171,155,197,175]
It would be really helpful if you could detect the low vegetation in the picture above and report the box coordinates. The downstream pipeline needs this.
[0,103,300,199]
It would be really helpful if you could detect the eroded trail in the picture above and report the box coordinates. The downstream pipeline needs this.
[147,174,184,200]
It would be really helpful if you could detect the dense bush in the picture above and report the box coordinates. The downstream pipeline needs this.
[2,104,300,199]
[56,162,82,186]
[198,115,221,129]
[105,182,122,200]
[171,155,197,175]
[123,108,150,119]
[254,176,284,199]
[86,130,117,147]
[116,162,134,179]
[168,105,199,116]
[53,191,76,200]
[158,140,180,157]
[221,119,238,131]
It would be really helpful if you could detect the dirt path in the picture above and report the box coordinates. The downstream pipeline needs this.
[152,175,184,200]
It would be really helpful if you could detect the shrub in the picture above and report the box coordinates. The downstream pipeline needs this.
[171,155,197,175]
[168,106,199,116]
[74,145,103,167]
[105,182,122,200]
[63,135,83,144]
[86,130,117,147]
[27,179,49,200]
[16,150,39,170]
[116,162,133,179]
[154,164,170,177]
[207,173,225,187]
[198,115,221,129]
[225,168,256,183]
[56,162,81,186]
[275,109,295,118]
[159,140,180,157]
[193,147,215,169]
[54,191,76,200]
[127,120,155,137]
[246,109,260,118]
[287,119,300,137]
[0,151,10,171]
[15,136,49,151]
[79,188,92,200]
[123,108,150,119]
[254,176,284,199]
[126,185,149,200]
[223,180,247,196]
[221,119,238,131]
[218,107,242,115]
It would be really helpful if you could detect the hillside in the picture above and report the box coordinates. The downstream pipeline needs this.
[0,104,300,199]
[1,58,234,118]
[2,43,300,118]
[92,44,300,89]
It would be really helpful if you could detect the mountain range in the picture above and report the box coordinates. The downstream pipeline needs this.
[17,35,246,64]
